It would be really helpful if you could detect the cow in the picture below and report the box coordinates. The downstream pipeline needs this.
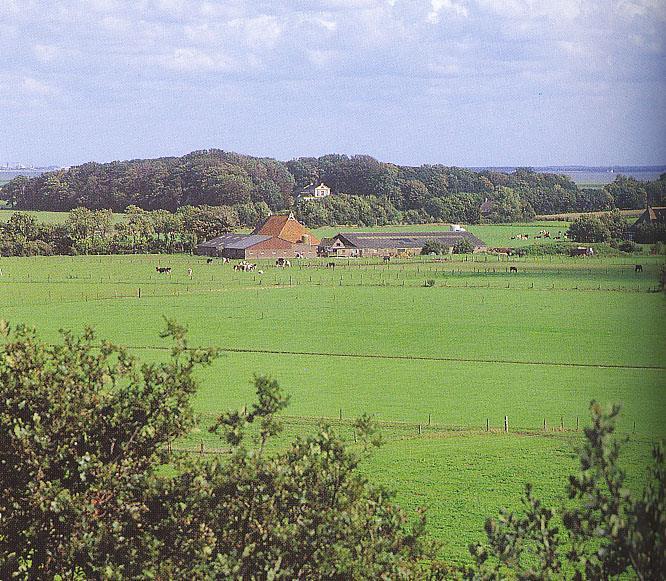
[635,264,643,273]
[383,256,391,263]
[509,266,518,273]
[156,267,171,274]
[206,258,213,264]
[326,262,336,269]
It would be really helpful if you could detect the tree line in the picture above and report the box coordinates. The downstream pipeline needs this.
[1,321,663,578]
[2,150,664,226]
[0,205,270,257]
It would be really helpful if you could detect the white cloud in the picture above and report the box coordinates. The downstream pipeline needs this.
[158,47,237,72]
[476,0,583,20]
[427,0,469,23]
[22,76,56,96]
[33,43,80,62]
[230,15,282,47]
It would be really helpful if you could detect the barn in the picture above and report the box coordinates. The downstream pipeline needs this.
[196,213,320,259]
[321,230,486,257]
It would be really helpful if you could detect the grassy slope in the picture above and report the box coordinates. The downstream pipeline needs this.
[0,252,663,563]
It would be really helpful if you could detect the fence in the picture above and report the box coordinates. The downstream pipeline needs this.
[167,412,647,457]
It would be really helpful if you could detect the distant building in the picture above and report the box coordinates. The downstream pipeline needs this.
[631,206,666,228]
[298,182,331,201]
[479,198,494,217]
[320,230,486,258]
[196,213,320,259]
[627,206,666,240]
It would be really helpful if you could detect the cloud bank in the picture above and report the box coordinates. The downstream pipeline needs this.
[0,0,664,165]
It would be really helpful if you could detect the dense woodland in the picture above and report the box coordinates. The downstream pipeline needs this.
[3,150,665,227]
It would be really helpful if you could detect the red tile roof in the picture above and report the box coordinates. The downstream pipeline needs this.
[253,213,319,245]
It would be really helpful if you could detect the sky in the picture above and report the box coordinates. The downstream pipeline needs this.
[1,0,665,167]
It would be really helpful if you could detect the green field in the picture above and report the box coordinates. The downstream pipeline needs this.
[0,251,664,564]
[0,209,573,248]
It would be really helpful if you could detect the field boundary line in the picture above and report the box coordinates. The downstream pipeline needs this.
[122,344,666,371]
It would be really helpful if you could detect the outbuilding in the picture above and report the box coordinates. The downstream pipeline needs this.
[320,230,486,257]
[196,213,320,259]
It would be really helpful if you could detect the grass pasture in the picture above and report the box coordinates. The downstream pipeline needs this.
[0,209,572,248]
[0,251,664,564]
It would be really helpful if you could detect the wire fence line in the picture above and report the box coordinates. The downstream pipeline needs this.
[169,412,648,457]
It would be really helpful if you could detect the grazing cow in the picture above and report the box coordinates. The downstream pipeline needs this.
[509,266,518,273]
[187,268,193,278]
[383,256,391,263]
[326,262,336,269]
[635,264,643,273]
[206,258,213,264]
[156,266,171,274]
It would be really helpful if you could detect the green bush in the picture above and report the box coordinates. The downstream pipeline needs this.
[615,239,641,254]
[452,238,474,254]
[421,240,447,255]
[651,241,666,255]
[567,215,611,243]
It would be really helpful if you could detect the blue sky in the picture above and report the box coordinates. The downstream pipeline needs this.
[1,0,664,167]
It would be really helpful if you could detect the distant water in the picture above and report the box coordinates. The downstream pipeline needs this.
[2,166,664,186]
[0,170,47,182]
[473,166,666,185]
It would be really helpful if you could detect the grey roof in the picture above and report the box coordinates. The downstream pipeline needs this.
[334,231,486,249]
[197,234,271,250]
[480,199,494,213]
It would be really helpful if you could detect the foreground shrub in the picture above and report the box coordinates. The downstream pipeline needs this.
[0,321,432,579]
[465,402,665,580]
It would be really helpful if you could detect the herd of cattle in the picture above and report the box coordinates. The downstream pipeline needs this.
[512,230,565,241]
[156,257,295,276]
[155,253,645,277]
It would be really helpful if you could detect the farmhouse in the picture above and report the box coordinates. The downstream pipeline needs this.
[320,229,486,257]
[196,213,320,259]
[631,206,666,229]
[479,198,494,218]
[298,182,331,201]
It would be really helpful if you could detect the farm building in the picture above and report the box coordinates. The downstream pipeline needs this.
[196,213,320,259]
[297,182,331,201]
[320,230,486,257]
[633,205,666,226]
[479,198,494,218]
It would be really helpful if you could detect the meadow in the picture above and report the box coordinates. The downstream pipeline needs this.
[0,208,573,248]
[0,239,664,564]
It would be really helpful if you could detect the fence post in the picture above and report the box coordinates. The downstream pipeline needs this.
[486,418,489,432]
[633,420,636,434]
[543,418,547,431]
[428,413,431,426]
[576,416,579,431]
[504,416,509,433]
[560,416,564,431]
[339,408,343,421]
[418,424,422,435]
[199,440,204,455]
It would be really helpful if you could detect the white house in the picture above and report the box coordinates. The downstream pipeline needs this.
[298,182,331,201]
